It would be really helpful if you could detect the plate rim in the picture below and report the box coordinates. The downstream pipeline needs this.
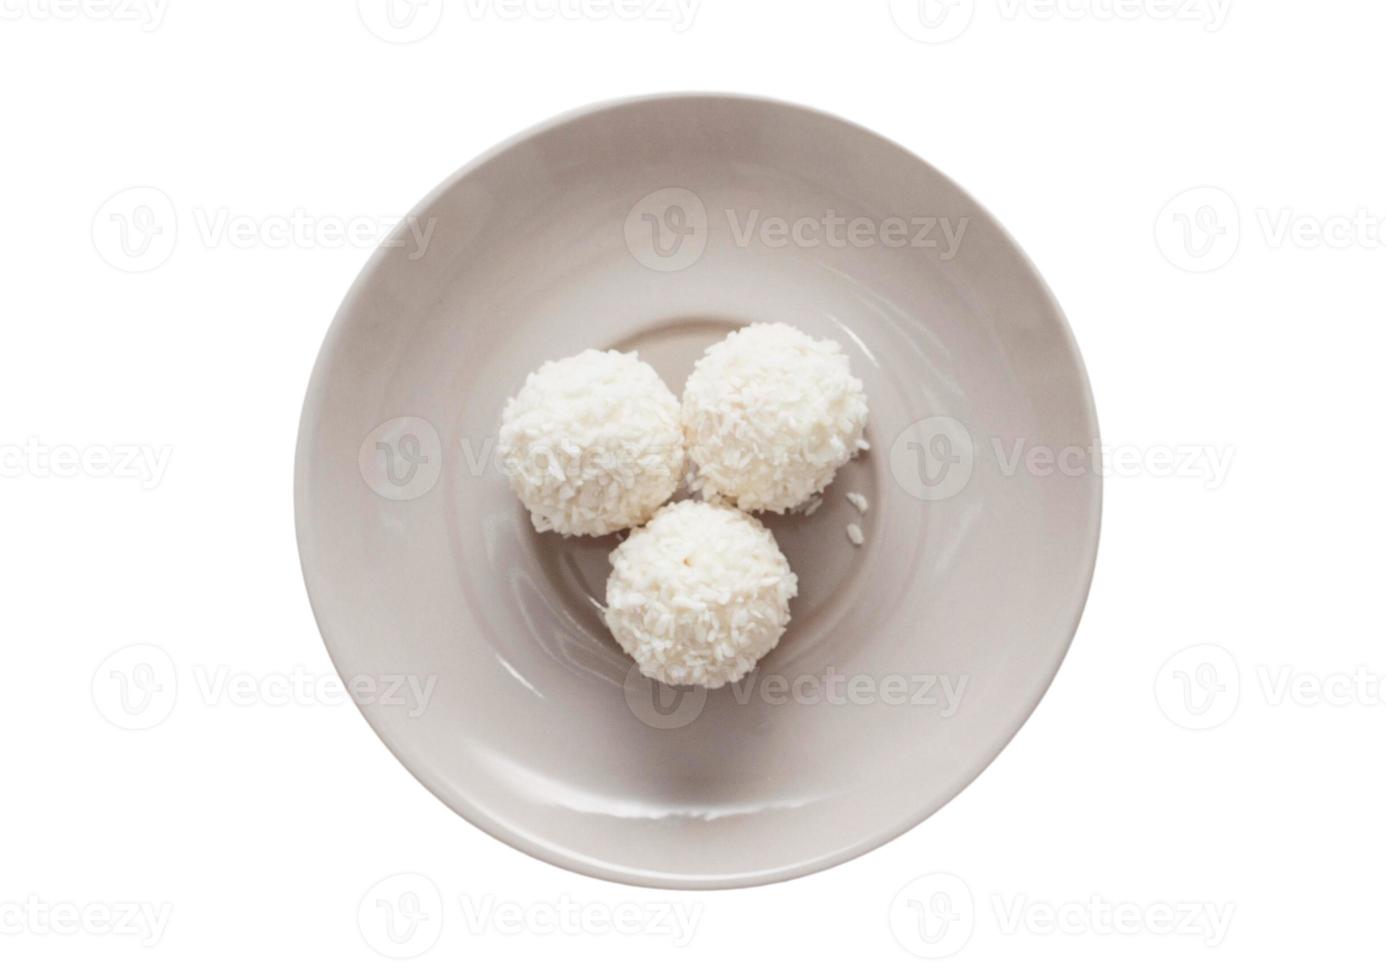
[294,90,1103,890]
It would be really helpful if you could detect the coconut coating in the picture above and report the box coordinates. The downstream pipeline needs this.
[604,500,798,688]
[498,349,683,536]
[682,322,869,513]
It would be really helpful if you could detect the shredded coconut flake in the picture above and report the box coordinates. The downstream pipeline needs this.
[498,349,683,536]
[682,322,869,514]
[604,500,797,688]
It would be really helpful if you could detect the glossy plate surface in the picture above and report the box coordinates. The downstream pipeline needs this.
[295,94,1101,889]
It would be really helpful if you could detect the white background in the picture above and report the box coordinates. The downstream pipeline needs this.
[3,0,1383,975]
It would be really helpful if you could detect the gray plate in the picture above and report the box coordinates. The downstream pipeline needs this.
[295,93,1101,889]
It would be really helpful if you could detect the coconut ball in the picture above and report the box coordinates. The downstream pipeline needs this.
[498,349,683,536]
[605,500,798,688]
[682,322,869,514]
